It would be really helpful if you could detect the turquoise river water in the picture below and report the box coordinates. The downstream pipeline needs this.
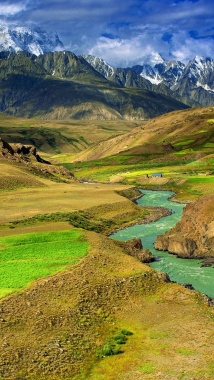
[111,190,214,298]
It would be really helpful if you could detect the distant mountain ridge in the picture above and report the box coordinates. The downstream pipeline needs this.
[0,24,213,117]
[83,54,214,107]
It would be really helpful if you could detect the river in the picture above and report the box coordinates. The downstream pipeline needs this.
[111,189,214,298]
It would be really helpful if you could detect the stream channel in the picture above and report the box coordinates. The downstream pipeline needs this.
[111,189,214,298]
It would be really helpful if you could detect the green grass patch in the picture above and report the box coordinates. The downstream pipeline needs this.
[176,348,198,356]
[187,176,214,183]
[149,331,170,339]
[138,362,155,374]
[0,229,88,298]
[174,149,194,156]
[204,142,214,148]
[174,139,195,146]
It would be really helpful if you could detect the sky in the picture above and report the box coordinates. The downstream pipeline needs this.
[0,0,213,67]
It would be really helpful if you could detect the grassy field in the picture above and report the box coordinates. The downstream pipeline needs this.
[0,159,135,224]
[0,228,88,298]
[62,154,214,201]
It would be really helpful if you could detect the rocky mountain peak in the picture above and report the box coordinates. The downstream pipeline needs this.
[82,54,115,78]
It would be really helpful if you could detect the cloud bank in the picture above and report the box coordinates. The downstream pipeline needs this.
[0,0,213,66]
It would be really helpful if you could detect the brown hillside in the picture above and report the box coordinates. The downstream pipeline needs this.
[72,106,214,162]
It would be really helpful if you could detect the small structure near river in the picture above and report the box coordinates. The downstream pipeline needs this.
[152,173,163,177]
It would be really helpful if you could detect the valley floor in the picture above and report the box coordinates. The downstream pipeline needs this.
[0,124,213,379]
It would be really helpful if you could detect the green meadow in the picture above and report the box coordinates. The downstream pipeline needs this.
[0,228,88,298]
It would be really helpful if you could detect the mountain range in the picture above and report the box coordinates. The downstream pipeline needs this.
[0,50,188,120]
[0,24,213,119]
[83,53,214,108]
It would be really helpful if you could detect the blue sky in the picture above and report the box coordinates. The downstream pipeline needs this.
[0,0,213,66]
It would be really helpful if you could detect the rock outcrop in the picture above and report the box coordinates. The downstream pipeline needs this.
[0,137,75,182]
[0,138,50,163]
[121,238,154,263]
[155,194,214,259]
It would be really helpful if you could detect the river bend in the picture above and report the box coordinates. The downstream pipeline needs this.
[111,190,214,298]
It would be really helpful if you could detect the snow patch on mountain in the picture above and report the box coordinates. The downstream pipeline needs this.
[139,66,163,84]
[196,81,214,93]
[82,55,115,77]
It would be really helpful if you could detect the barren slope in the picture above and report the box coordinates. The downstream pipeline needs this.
[72,106,214,162]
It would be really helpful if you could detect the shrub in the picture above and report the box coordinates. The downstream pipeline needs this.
[96,329,133,358]
[97,342,122,358]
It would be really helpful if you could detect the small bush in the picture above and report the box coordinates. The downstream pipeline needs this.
[96,329,133,358]
[121,329,133,336]
[97,342,122,358]
[113,333,127,344]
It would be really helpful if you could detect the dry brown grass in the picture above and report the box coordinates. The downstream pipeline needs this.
[71,106,214,162]
[0,165,134,224]
[0,161,45,191]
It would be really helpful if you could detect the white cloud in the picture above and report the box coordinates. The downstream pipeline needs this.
[171,32,214,62]
[88,22,214,67]
[0,0,213,66]
[0,2,29,17]
[88,27,170,67]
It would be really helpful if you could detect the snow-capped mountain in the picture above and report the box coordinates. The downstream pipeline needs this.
[178,56,214,93]
[132,64,163,85]
[0,23,213,108]
[0,25,64,56]
[84,53,214,107]
[131,58,185,88]
[131,56,214,99]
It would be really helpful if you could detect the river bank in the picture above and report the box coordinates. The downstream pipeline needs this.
[155,193,214,260]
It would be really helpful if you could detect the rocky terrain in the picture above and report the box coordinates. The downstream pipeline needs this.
[0,137,75,182]
[155,194,214,260]
[119,238,154,263]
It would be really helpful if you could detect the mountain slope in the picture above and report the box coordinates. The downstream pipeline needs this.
[0,137,75,186]
[0,51,188,120]
[83,54,185,104]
